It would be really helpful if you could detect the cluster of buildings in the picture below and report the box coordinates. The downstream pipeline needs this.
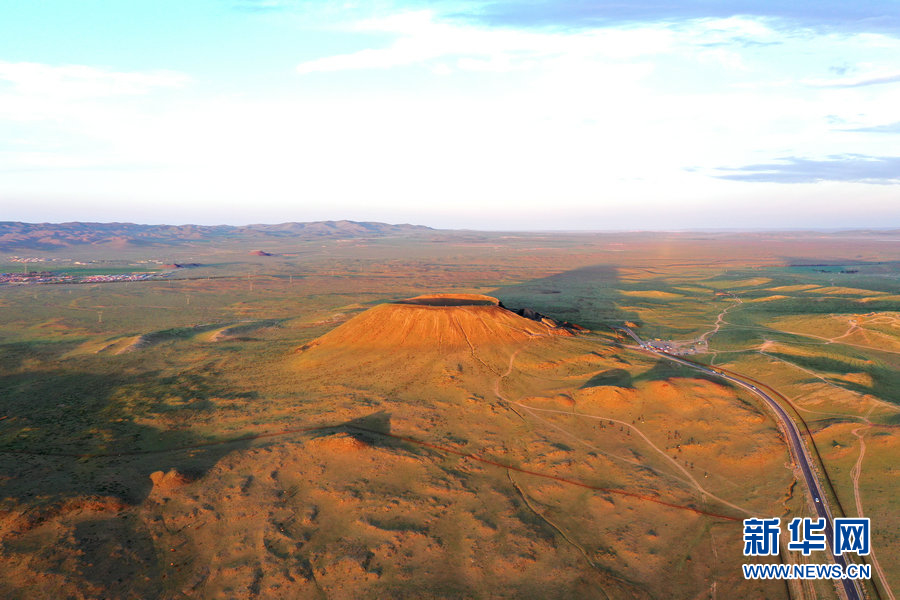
[644,339,707,355]
[81,273,163,283]
[0,271,165,285]
[3,255,174,285]
[8,256,68,263]
[0,271,60,284]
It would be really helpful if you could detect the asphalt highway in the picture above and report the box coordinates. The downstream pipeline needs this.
[620,327,862,600]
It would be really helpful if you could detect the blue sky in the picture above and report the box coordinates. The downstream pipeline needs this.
[1,0,899,229]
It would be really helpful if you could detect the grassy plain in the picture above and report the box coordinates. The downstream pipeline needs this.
[1,230,898,599]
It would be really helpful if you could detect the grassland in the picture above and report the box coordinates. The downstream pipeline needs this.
[1,230,898,599]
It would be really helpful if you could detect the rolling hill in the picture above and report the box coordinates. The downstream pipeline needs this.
[0,220,433,251]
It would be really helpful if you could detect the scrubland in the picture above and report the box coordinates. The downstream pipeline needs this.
[1,230,898,599]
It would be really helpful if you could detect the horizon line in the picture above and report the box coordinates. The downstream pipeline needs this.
[2,219,899,235]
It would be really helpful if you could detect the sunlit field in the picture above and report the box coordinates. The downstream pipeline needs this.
[1,230,898,599]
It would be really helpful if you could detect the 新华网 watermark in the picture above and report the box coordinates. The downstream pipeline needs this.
[742,517,872,580]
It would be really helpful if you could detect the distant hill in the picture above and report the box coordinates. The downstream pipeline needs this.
[0,220,433,251]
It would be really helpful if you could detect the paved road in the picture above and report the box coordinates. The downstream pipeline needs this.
[620,327,862,600]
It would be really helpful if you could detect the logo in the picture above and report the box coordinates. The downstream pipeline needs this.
[787,517,827,556]
[834,518,870,556]
[741,516,873,580]
[743,517,780,556]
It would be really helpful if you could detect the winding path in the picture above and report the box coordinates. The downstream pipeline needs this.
[850,423,895,600]
[620,326,864,600]
[492,349,752,515]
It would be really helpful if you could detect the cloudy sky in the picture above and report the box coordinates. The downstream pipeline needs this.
[1,0,899,229]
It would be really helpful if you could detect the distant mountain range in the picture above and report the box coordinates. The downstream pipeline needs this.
[0,221,433,251]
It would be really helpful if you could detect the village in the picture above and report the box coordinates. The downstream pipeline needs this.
[1,256,175,285]
[0,270,166,285]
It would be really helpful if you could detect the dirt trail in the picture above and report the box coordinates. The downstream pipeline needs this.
[491,351,684,480]
[493,350,752,516]
[698,296,743,345]
[828,313,900,344]
[693,343,895,599]
[507,470,615,600]
[850,425,868,520]
[755,311,898,595]
[774,328,900,356]
[830,322,859,342]
[849,422,895,600]
[0,418,740,521]
[761,351,900,414]
[513,402,751,516]
[455,314,501,376]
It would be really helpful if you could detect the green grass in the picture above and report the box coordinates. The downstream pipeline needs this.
[5,233,897,600]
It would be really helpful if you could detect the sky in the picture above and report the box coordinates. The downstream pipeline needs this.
[1,0,899,230]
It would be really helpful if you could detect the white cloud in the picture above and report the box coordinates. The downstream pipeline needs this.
[804,68,900,88]
[0,61,189,99]
[296,10,676,75]
[0,61,191,173]
[2,12,899,228]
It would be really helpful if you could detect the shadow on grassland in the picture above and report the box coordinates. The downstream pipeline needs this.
[766,351,900,407]
[0,358,263,599]
[631,358,722,386]
[489,264,639,330]
[0,365,255,507]
[489,264,735,388]
[310,410,436,459]
[582,368,633,388]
